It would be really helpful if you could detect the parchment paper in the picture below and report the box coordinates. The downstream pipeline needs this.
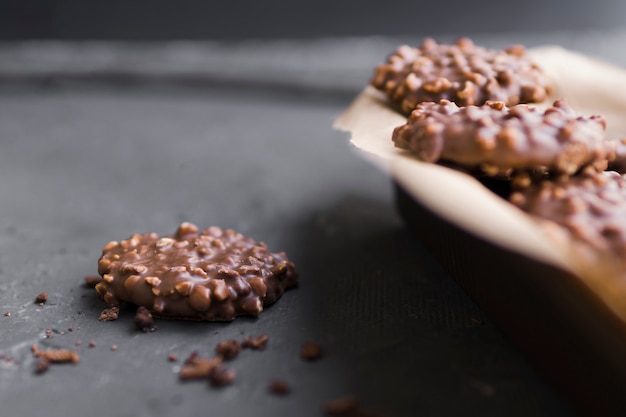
[334,46,626,324]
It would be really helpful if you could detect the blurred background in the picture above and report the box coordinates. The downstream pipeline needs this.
[2,0,626,95]
[2,0,626,40]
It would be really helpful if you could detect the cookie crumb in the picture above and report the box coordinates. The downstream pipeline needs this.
[215,340,241,360]
[3,311,10,317]
[242,335,269,350]
[75,340,82,346]
[268,380,290,395]
[67,326,74,332]
[168,353,177,362]
[111,344,118,351]
[88,341,96,348]
[98,306,119,322]
[35,292,48,304]
[134,306,157,332]
[45,329,53,339]
[301,341,324,362]
[84,275,103,287]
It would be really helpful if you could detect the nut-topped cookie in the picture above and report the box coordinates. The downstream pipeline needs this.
[95,223,298,321]
[392,99,614,177]
[510,171,626,260]
[371,37,553,114]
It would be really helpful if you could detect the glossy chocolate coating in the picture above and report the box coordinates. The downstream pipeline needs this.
[95,223,298,321]
[393,99,614,176]
[371,37,553,114]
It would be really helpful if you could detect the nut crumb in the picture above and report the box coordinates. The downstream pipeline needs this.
[35,292,48,304]
[209,365,236,387]
[179,352,222,381]
[242,335,269,350]
[98,306,119,322]
[32,343,79,374]
[323,395,359,415]
[215,340,241,360]
[35,359,50,374]
[269,380,290,395]
[301,341,323,361]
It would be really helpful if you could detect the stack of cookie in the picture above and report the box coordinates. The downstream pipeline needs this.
[371,37,626,265]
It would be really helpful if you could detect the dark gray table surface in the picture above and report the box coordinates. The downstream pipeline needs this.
[4,31,625,416]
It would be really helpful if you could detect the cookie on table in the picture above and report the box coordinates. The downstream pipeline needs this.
[371,37,553,115]
[392,99,615,178]
[510,171,626,260]
[95,223,298,321]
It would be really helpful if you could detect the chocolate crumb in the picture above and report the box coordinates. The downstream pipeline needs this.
[3,311,10,317]
[242,335,269,350]
[88,341,96,348]
[134,306,157,332]
[269,380,291,395]
[67,326,74,332]
[301,341,323,361]
[215,340,241,360]
[35,292,48,304]
[168,353,177,362]
[98,306,119,322]
[111,345,118,351]
[323,395,359,416]
[84,275,103,288]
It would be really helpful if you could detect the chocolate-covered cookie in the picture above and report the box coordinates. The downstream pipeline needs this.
[371,38,553,114]
[392,99,614,177]
[95,223,298,321]
[510,171,626,259]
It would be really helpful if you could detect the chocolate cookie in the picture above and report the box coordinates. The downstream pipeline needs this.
[95,223,298,321]
[392,99,614,177]
[510,171,626,259]
[371,38,553,114]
